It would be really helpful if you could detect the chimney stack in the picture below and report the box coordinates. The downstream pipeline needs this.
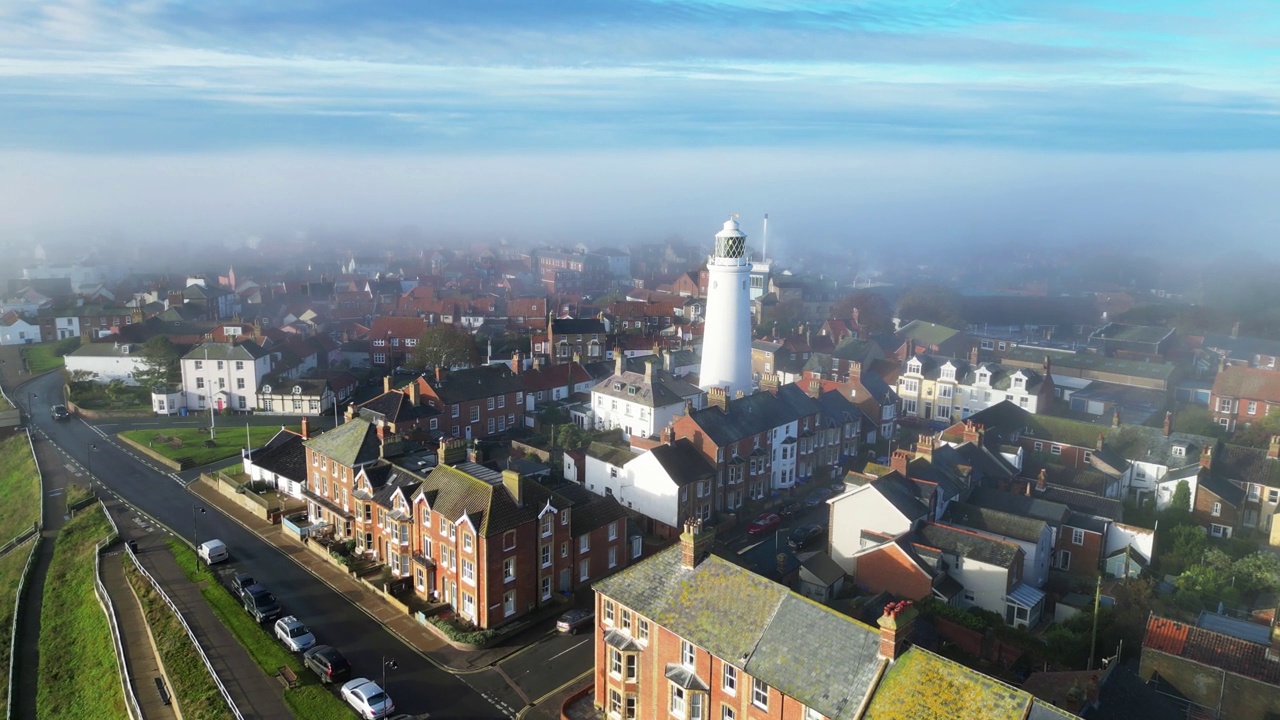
[684,399,694,416]
[916,435,935,464]
[708,386,728,412]
[407,380,420,406]
[512,351,522,374]
[679,518,715,569]
[1163,411,1172,438]
[890,449,911,476]
[502,469,523,507]
[807,379,822,399]
[1036,468,1047,493]
[776,553,789,577]
[439,438,467,466]
[1096,433,1104,451]
[435,365,445,383]
[1112,407,1121,427]
[300,417,310,440]
[468,443,484,464]
[662,424,674,445]
[848,360,862,379]
[1044,355,1052,376]
[962,420,980,446]
[1201,444,1214,470]
[877,601,917,661]
[383,375,392,394]
[1268,436,1280,461]
[615,352,624,377]
[644,358,655,384]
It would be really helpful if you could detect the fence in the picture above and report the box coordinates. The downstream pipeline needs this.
[94,529,145,720]
[123,543,246,720]
[5,535,39,720]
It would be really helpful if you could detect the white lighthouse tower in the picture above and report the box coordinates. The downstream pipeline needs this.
[699,217,753,398]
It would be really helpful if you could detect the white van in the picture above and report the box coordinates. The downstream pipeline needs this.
[198,539,228,565]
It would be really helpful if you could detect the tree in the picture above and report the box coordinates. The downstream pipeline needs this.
[1159,523,1208,576]
[1173,405,1227,439]
[896,285,965,329]
[1163,479,1193,525]
[832,290,893,336]
[408,325,479,371]
[135,335,181,390]
[1226,407,1280,449]
[1231,552,1280,595]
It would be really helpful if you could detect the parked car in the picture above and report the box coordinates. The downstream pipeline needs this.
[830,479,848,494]
[805,487,835,506]
[556,608,595,635]
[50,405,70,421]
[787,524,825,551]
[746,512,782,535]
[240,583,282,623]
[197,539,228,565]
[341,678,395,719]
[303,645,352,684]
[274,615,316,652]
[230,572,256,593]
[777,500,802,517]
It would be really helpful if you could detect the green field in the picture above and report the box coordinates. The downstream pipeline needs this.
[0,537,36,709]
[36,508,127,720]
[24,337,79,374]
[119,425,301,468]
[123,556,234,720]
[0,433,41,543]
[168,540,349,719]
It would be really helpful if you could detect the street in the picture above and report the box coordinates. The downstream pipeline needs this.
[20,369,590,719]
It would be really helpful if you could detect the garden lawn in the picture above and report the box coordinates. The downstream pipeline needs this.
[119,425,301,468]
[167,540,350,719]
[0,433,41,543]
[123,556,233,720]
[36,508,126,720]
[24,337,79,374]
[0,537,36,709]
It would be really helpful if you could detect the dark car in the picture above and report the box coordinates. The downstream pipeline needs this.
[50,405,71,421]
[777,500,802,517]
[787,524,825,551]
[556,608,595,635]
[303,645,352,684]
[230,572,256,593]
[805,487,835,506]
[746,512,782,535]
[240,583,282,623]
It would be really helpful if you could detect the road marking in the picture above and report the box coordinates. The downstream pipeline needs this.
[544,637,589,663]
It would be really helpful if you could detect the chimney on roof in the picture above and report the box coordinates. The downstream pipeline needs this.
[1232,321,1241,339]
[664,349,674,373]
[300,416,310,440]
[1044,355,1052,376]
[1112,406,1121,427]
[1036,468,1047,493]
[685,399,694,416]
[644,358,655,384]
[877,601,917,661]
[969,346,980,366]
[962,420,980,445]
[572,351,580,365]
[776,553,789,577]
[502,468,523,507]
[807,379,822,399]
[615,352,624,377]
[662,423,674,445]
[679,517,715,570]
[376,422,386,457]
[435,365,445,383]
[890,449,910,476]
[512,351,522,374]
[1024,480,1032,497]
[1163,411,1172,438]
[468,443,484,464]
[916,435,934,464]
[407,380,420,406]
[440,438,467,466]
[708,386,728,412]
[1201,444,1214,470]
[1096,433,1104,451]
[383,375,392,394]
[1269,436,1280,461]
[848,360,862,379]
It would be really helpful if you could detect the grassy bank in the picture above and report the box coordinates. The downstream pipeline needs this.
[36,509,127,719]
[123,556,234,720]
[0,537,36,709]
[0,433,41,543]
[167,540,349,719]
[120,425,300,468]
[24,337,79,374]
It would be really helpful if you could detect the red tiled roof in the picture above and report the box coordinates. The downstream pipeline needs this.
[1212,366,1280,403]
[369,316,427,338]
[1143,615,1280,685]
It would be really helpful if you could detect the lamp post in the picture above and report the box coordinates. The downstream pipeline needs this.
[86,442,97,479]
[193,506,206,543]
[382,656,397,704]
[26,391,36,419]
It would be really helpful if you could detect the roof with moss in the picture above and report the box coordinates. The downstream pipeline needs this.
[863,647,1040,720]
[897,320,962,348]
[303,416,382,468]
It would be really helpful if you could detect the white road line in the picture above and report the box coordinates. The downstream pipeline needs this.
[545,637,589,663]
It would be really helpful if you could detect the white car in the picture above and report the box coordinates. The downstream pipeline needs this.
[273,616,315,652]
[340,678,395,719]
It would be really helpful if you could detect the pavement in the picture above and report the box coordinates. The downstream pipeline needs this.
[98,544,180,720]
[103,495,294,720]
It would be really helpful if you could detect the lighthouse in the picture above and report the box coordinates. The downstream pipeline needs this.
[699,217,753,398]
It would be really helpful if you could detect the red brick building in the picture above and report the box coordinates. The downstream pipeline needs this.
[368,316,427,370]
[416,365,526,441]
[1210,366,1280,432]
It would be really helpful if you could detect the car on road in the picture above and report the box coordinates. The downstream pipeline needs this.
[556,608,595,635]
[197,539,228,565]
[341,678,395,719]
[777,500,802,517]
[747,512,782,535]
[830,479,848,494]
[787,524,825,551]
[303,644,352,684]
[50,405,71,421]
[240,583,282,623]
[805,487,835,506]
[230,572,256,593]
[274,615,316,652]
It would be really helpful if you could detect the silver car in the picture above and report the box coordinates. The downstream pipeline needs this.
[274,615,316,652]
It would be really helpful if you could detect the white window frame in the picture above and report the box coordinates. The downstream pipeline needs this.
[1071,528,1085,545]
[751,677,769,711]
[722,664,737,694]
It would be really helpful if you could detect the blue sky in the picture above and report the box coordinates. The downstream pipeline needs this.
[1,1,1278,251]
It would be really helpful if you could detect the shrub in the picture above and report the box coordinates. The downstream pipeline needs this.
[426,616,499,646]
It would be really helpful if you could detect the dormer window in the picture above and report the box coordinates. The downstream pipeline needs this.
[908,360,921,374]
[1172,445,1186,457]
[941,366,954,381]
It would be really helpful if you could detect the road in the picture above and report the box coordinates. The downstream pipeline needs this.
[24,370,520,719]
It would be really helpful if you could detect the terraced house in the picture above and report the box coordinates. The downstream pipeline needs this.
[416,364,526,441]
[592,519,1074,720]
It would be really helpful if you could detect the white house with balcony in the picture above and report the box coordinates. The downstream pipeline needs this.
[179,340,273,414]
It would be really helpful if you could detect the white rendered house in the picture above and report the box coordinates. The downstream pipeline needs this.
[179,340,272,413]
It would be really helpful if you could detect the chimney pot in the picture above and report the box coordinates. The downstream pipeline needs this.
[383,375,392,394]
[1036,468,1047,492]
[1163,411,1172,437]
[502,468,522,506]
[878,601,917,661]
[300,416,310,440]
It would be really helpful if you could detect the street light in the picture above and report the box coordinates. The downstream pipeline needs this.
[86,442,98,479]
[193,506,206,543]
[27,391,37,419]
[382,656,397,705]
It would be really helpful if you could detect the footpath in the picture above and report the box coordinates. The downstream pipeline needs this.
[102,496,293,720]
[99,545,179,720]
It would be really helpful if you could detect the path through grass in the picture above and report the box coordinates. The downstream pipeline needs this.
[0,537,36,709]
[0,433,40,544]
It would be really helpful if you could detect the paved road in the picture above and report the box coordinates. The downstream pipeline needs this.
[23,370,515,719]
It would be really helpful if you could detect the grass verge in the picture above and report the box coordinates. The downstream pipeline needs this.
[123,555,234,720]
[36,509,127,719]
[0,536,36,709]
[24,338,78,374]
[166,539,351,719]
[120,425,300,467]
[0,433,41,543]
[66,482,95,510]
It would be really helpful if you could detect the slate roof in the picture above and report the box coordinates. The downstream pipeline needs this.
[1215,443,1280,488]
[592,363,702,409]
[686,383,820,447]
[586,440,637,469]
[425,364,526,405]
[1105,424,1215,470]
[1003,346,1176,382]
[915,522,1021,569]
[594,544,883,720]
[303,416,383,468]
[1199,471,1246,507]
[355,389,440,427]
[863,646,1048,720]
[410,463,571,537]
[963,401,1102,450]
[897,320,962,348]
[183,340,270,361]
[1143,615,1280,686]
[970,488,1071,526]
[1038,484,1123,521]
[646,439,718,487]
[248,430,306,481]
[942,503,1047,544]
[550,318,606,335]
[868,473,930,523]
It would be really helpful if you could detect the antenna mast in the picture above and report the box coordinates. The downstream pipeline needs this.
[762,213,768,261]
